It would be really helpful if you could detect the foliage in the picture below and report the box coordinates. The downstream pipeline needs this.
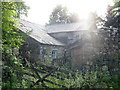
[65,65,119,88]
[48,5,69,25]
[1,1,120,89]
[14,2,29,18]
[105,1,120,28]
[19,62,119,89]
[2,1,29,88]
[47,5,80,25]
[97,1,120,76]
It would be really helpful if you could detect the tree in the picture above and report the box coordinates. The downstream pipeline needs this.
[105,2,120,28]
[106,1,120,74]
[2,1,29,88]
[69,13,80,23]
[103,1,120,56]
[47,5,80,25]
[97,1,120,76]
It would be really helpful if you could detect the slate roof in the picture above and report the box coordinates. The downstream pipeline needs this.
[19,20,64,46]
[46,21,91,33]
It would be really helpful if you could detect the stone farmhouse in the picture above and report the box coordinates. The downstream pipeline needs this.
[19,19,100,69]
[46,21,99,69]
[19,20,65,65]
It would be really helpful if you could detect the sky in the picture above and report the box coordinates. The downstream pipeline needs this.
[23,0,114,25]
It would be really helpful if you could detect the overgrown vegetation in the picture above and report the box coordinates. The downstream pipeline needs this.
[1,0,120,89]
[2,1,29,88]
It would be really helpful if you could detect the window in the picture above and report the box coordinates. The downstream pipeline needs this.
[40,47,47,58]
[52,50,58,59]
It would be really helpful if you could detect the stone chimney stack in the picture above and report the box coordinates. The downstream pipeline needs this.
[87,12,97,30]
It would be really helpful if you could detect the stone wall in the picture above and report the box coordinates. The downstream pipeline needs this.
[49,30,101,69]
[20,36,65,65]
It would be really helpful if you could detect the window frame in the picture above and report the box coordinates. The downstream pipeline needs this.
[51,49,58,59]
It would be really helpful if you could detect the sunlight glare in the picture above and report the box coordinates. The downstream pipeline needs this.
[24,0,113,25]
[64,0,113,19]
